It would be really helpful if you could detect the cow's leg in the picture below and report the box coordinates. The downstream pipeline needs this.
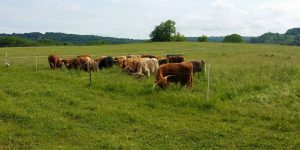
[49,61,54,70]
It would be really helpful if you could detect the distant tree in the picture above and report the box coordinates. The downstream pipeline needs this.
[285,28,300,36]
[223,34,244,43]
[197,35,208,42]
[150,20,176,42]
[172,32,186,42]
[0,36,36,47]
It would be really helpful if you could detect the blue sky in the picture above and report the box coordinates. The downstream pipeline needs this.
[0,0,300,39]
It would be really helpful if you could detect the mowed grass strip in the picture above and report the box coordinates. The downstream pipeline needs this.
[0,42,299,149]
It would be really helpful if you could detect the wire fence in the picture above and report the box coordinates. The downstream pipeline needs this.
[2,47,211,99]
[4,48,206,71]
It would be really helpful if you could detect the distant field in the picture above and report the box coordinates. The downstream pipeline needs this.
[0,42,299,149]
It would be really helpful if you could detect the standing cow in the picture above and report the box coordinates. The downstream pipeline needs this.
[189,60,206,74]
[98,56,114,69]
[48,54,62,70]
[153,62,193,90]
[168,56,184,63]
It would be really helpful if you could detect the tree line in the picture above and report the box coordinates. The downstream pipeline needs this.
[150,20,300,46]
[1,20,300,47]
[249,28,300,46]
[0,32,144,47]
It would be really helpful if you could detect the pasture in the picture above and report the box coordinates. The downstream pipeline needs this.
[0,42,299,149]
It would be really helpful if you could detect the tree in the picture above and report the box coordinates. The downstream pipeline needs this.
[197,35,208,42]
[285,28,300,36]
[223,34,244,43]
[172,32,186,42]
[150,20,176,42]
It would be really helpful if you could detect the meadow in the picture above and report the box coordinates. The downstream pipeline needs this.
[0,42,299,149]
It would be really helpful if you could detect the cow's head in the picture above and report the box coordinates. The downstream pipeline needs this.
[62,59,73,69]
[153,75,175,90]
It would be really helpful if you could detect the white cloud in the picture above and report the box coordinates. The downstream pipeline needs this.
[0,0,300,38]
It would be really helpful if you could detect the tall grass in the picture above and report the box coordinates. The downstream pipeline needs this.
[0,42,299,149]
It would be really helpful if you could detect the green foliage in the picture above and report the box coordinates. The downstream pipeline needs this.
[250,28,300,46]
[286,28,300,36]
[197,35,208,42]
[171,32,186,42]
[0,42,299,149]
[223,34,244,43]
[0,32,144,46]
[150,20,177,42]
[37,39,61,46]
[0,36,37,47]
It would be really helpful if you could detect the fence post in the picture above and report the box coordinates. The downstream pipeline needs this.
[5,51,7,66]
[36,56,38,72]
[89,69,92,87]
[206,63,211,101]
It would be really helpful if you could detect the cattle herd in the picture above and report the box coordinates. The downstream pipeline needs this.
[48,54,206,90]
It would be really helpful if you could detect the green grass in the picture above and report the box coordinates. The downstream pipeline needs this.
[0,42,299,149]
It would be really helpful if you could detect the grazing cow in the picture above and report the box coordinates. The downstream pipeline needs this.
[121,58,139,73]
[98,56,114,69]
[62,55,92,71]
[62,58,74,69]
[127,55,141,59]
[167,54,183,58]
[77,54,91,58]
[85,61,98,72]
[132,58,159,78]
[168,56,184,63]
[77,55,93,71]
[113,56,127,65]
[190,60,206,74]
[158,58,168,66]
[141,55,157,59]
[48,54,62,70]
[153,62,193,90]
[90,62,99,72]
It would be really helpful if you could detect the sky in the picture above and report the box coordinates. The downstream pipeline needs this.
[0,0,300,39]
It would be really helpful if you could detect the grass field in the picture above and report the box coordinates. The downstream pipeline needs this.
[0,42,299,149]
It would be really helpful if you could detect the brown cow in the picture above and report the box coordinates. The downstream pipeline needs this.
[167,54,183,58]
[141,55,158,59]
[190,60,206,74]
[153,62,193,90]
[168,56,184,63]
[77,55,93,71]
[62,58,74,69]
[158,58,168,65]
[62,55,92,70]
[48,54,62,70]
[132,58,159,78]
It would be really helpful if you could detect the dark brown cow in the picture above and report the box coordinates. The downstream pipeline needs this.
[158,58,168,65]
[190,60,206,74]
[141,55,158,59]
[168,56,184,63]
[167,54,183,58]
[153,62,193,90]
[48,54,62,70]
